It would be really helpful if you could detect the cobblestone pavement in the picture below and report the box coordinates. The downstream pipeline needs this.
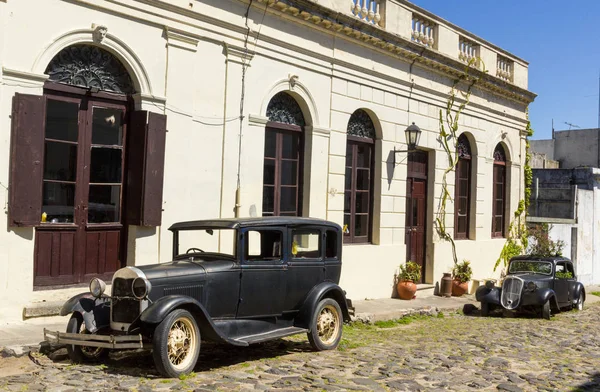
[1,303,600,392]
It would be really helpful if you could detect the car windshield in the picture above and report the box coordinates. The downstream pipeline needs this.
[175,228,236,259]
[508,260,552,275]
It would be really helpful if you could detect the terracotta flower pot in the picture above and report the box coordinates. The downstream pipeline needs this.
[451,279,469,297]
[397,280,417,300]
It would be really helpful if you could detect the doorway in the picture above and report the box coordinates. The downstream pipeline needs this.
[34,91,129,287]
[405,151,428,283]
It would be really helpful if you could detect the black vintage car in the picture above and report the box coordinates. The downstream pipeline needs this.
[44,217,351,378]
[476,256,585,319]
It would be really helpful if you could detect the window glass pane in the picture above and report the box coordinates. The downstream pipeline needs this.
[88,185,121,223]
[280,212,297,216]
[459,159,470,178]
[44,142,77,181]
[292,230,320,259]
[344,192,351,214]
[281,160,298,186]
[92,108,123,146]
[343,214,351,237]
[355,191,369,214]
[280,187,297,213]
[457,216,467,235]
[356,169,370,190]
[90,147,122,183]
[45,100,79,142]
[356,144,371,168]
[495,200,503,216]
[263,160,275,185]
[262,186,274,214]
[354,214,368,237]
[412,199,418,227]
[345,144,353,166]
[265,131,276,158]
[495,183,504,199]
[459,197,468,215]
[281,133,299,159]
[345,167,352,190]
[247,230,282,261]
[325,230,338,258]
[494,217,503,234]
[42,182,75,223]
[459,178,468,197]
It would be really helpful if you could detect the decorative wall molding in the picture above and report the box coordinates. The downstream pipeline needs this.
[2,67,49,87]
[164,27,200,52]
[248,114,269,127]
[224,44,255,65]
[312,126,331,136]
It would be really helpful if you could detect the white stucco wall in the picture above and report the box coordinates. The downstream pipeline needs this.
[0,0,531,319]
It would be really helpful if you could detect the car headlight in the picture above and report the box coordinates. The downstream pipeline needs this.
[525,281,537,292]
[89,278,106,298]
[132,277,152,300]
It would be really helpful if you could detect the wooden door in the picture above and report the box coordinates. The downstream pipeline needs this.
[34,94,128,286]
[406,151,428,282]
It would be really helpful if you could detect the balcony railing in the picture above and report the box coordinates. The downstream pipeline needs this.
[496,55,513,82]
[411,15,436,48]
[458,37,479,67]
[351,0,382,26]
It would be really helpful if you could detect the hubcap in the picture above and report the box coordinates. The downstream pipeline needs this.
[79,324,103,358]
[167,317,197,371]
[317,305,340,345]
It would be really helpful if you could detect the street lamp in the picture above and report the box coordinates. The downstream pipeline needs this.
[393,122,422,165]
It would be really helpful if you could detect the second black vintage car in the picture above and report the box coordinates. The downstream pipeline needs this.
[476,256,585,319]
[44,217,351,378]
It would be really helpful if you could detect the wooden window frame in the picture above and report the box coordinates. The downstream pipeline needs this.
[262,122,304,217]
[454,157,471,240]
[492,147,507,238]
[344,135,374,244]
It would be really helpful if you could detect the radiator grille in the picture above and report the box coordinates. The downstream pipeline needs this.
[501,276,523,310]
[111,277,140,324]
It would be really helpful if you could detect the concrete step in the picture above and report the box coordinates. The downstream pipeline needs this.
[416,284,436,297]
[23,285,111,320]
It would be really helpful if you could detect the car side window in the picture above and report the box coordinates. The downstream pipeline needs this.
[325,230,338,259]
[246,230,282,262]
[291,229,321,259]
[555,262,572,279]
[566,262,575,279]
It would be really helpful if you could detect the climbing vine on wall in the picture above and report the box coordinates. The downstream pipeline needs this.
[435,58,485,266]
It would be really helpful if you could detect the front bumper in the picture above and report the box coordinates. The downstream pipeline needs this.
[44,329,145,349]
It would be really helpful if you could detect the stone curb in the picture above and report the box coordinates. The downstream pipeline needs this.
[23,301,63,319]
[351,303,477,324]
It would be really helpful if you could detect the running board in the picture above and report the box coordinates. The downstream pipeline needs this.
[233,326,307,345]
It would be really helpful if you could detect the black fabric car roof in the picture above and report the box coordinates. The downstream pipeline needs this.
[168,217,341,231]
[509,255,571,263]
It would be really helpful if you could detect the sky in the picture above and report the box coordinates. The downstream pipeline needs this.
[409,0,600,140]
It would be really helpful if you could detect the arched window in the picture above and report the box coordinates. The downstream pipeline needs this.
[454,134,472,239]
[262,92,305,216]
[492,144,507,238]
[344,110,375,243]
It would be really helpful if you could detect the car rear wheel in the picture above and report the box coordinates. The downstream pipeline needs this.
[65,314,108,363]
[307,298,343,351]
[152,309,200,378]
[574,295,584,311]
[542,300,551,320]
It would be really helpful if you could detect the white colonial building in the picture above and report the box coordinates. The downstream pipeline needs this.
[0,0,535,321]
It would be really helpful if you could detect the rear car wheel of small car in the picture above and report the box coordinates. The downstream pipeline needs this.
[574,295,584,311]
[152,309,201,378]
[307,298,343,351]
[66,314,108,363]
[480,302,490,317]
[542,300,551,320]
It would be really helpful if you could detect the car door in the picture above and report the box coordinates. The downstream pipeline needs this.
[237,227,287,318]
[565,261,576,304]
[554,261,570,307]
[284,226,324,311]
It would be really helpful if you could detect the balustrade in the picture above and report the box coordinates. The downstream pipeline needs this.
[411,16,435,48]
[459,37,479,66]
[351,0,382,26]
[496,55,513,82]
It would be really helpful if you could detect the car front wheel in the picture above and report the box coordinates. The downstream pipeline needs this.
[480,302,490,317]
[307,298,343,351]
[152,309,200,378]
[542,300,551,320]
[66,314,108,363]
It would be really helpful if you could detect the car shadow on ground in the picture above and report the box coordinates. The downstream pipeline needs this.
[461,303,547,319]
[47,338,315,378]
[574,373,600,391]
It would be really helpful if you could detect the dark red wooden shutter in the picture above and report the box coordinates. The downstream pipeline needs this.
[9,93,45,227]
[126,110,167,226]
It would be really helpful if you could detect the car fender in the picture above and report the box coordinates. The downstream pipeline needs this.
[139,295,247,346]
[295,282,351,329]
[572,283,586,303]
[535,288,560,311]
[475,286,500,305]
[60,292,111,333]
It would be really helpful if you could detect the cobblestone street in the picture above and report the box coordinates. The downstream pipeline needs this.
[1,303,599,392]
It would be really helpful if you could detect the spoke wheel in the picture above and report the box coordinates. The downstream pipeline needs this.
[152,309,200,378]
[307,298,343,351]
[65,314,108,363]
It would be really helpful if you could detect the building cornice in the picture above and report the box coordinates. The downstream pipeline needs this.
[252,0,536,105]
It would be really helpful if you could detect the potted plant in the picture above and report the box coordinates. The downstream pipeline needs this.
[452,259,472,297]
[396,261,422,300]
